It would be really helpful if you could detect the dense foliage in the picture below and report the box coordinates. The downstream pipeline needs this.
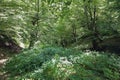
[0,0,120,50]
[4,47,120,80]
[0,0,120,80]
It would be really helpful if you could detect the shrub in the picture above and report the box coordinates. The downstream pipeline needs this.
[4,47,120,80]
[4,47,67,75]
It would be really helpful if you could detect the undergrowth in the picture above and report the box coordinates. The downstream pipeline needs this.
[4,46,120,80]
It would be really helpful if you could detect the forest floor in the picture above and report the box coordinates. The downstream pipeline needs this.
[0,48,15,80]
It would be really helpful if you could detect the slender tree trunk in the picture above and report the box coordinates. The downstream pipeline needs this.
[29,0,40,49]
[72,25,77,42]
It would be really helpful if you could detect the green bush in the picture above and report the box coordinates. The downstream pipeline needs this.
[4,47,120,80]
[4,47,67,75]
[4,47,42,75]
